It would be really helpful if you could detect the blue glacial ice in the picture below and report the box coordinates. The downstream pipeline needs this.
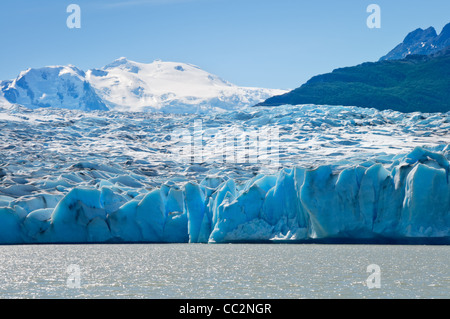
[0,104,449,244]
[0,146,448,244]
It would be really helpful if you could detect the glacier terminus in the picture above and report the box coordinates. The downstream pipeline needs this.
[0,104,449,244]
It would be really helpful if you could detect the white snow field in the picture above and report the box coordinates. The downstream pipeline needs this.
[86,58,287,113]
[0,65,108,111]
[0,104,449,244]
[0,58,287,113]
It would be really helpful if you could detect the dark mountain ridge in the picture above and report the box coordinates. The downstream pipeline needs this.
[256,23,450,113]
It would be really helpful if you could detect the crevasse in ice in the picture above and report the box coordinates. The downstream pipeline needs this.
[1,146,449,244]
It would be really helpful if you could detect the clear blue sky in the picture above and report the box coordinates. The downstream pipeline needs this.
[0,0,449,89]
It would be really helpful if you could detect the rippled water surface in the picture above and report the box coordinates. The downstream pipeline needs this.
[0,244,448,298]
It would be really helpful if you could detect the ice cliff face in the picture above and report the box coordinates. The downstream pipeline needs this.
[0,104,449,244]
[0,146,449,244]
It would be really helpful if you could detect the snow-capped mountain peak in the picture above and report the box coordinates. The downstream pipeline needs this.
[1,65,107,111]
[86,58,283,113]
[1,58,286,113]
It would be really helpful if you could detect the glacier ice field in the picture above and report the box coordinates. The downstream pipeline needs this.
[0,104,449,244]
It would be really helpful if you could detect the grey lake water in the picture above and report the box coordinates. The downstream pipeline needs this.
[0,244,448,299]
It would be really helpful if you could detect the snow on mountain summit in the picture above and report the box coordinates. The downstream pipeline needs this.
[0,58,286,113]
[0,65,108,111]
[86,58,287,112]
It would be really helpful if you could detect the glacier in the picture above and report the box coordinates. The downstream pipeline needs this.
[0,146,449,244]
[0,104,449,244]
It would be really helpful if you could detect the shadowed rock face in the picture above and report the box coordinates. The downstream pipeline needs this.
[380,22,450,61]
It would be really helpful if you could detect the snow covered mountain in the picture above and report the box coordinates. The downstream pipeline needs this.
[0,65,108,111]
[0,58,287,113]
[86,57,287,113]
